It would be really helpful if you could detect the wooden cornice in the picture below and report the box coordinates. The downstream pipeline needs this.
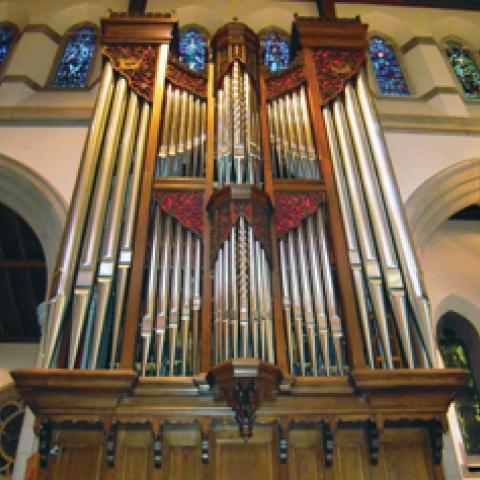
[101,12,178,45]
[11,368,467,427]
[292,16,369,50]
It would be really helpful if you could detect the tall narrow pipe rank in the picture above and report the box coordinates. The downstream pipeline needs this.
[323,107,374,369]
[43,63,114,368]
[356,70,434,366]
[90,92,140,369]
[266,87,320,180]
[332,98,394,369]
[69,77,128,369]
[141,206,162,376]
[155,215,172,375]
[344,84,414,368]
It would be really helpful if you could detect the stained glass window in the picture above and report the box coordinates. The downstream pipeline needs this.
[179,28,206,72]
[369,36,409,96]
[261,30,290,73]
[440,331,480,455]
[446,40,480,99]
[0,25,16,67]
[53,26,96,88]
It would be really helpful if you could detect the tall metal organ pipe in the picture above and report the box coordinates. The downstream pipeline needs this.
[140,210,203,376]
[356,69,435,366]
[42,62,115,368]
[267,86,320,179]
[278,208,344,376]
[211,60,274,365]
[157,84,207,177]
[69,77,128,369]
[322,74,433,369]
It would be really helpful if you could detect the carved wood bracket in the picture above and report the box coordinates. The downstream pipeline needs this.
[207,359,283,438]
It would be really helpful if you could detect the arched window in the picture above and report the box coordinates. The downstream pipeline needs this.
[446,40,480,99]
[179,28,207,72]
[369,36,409,96]
[53,25,97,88]
[0,24,18,70]
[260,29,290,73]
[439,321,480,456]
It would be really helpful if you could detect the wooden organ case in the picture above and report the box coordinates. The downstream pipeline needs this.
[12,10,467,480]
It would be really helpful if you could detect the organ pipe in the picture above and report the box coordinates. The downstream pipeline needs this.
[43,62,115,368]
[70,76,128,369]
[267,86,321,180]
[110,101,150,368]
[157,85,207,177]
[356,69,435,366]
[322,107,375,369]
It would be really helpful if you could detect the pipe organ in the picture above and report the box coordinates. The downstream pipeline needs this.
[12,11,466,480]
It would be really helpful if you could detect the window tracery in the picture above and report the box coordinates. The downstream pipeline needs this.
[446,40,480,99]
[369,36,409,96]
[53,26,96,88]
[0,399,24,477]
[178,28,207,72]
[260,29,290,73]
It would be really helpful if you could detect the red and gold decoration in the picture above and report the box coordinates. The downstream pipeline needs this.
[274,191,325,238]
[313,48,365,104]
[103,45,157,101]
[265,55,306,101]
[166,55,208,98]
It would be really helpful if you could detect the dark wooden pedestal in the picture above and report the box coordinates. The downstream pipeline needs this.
[12,367,466,480]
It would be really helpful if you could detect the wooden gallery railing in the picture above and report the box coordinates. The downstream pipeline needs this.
[11,11,466,480]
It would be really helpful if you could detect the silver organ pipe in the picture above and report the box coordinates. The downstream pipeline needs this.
[90,91,139,369]
[344,83,414,368]
[267,86,321,180]
[211,60,274,365]
[110,101,150,368]
[43,62,115,368]
[69,76,128,369]
[322,107,374,369]
[331,98,394,369]
[43,59,156,370]
[157,84,207,177]
[140,212,203,376]
[278,209,344,376]
[215,61,261,186]
[356,69,435,366]
[321,73,433,369]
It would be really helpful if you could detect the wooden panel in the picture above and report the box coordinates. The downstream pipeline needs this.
[379,428,434,480]
[214,425,276,480]
[47,430,104,480]
[115,429,152,480]
[163,426,201,480]
[289,429,323,480]
[335,429,369,480]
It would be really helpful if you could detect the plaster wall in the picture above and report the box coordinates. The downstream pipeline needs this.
[422,221,480,321]
[0,343,38,388]
[0,126,86,203]
[385,131,480,201]
[5,33,58,86]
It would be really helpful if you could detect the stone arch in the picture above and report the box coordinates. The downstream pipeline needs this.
[405,158,480,253]
[0,154,66,286]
